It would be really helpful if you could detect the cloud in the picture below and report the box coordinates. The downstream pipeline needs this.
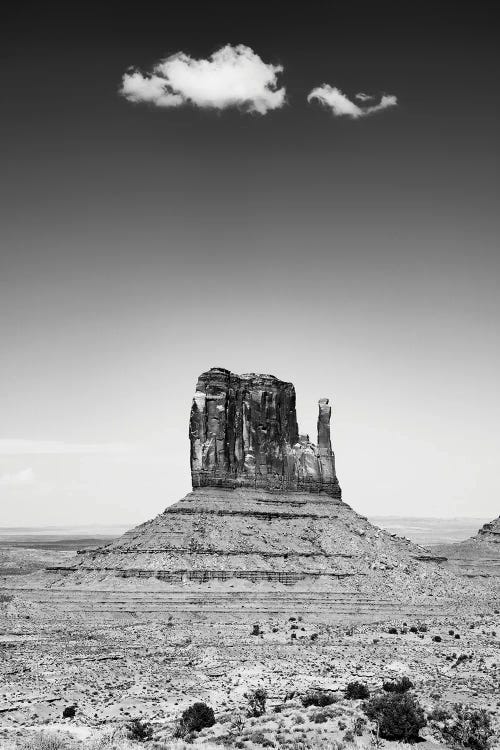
[120,44,286,114]
[308,85,397,119]
[355,92,374,102]
[0,440,135,456]
[0,467,35,486]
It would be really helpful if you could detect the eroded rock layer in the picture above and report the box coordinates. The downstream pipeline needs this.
[48,486,454,597]
[190,368,341,497]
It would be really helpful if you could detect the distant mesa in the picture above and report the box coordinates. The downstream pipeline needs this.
[432,515,500,579]
[189,367,341,497]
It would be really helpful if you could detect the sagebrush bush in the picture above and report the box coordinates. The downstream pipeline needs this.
[442,704,494,750]
[345,681,370,700]
[382,676,414,693]
[301,690,337,707]
[16,734,73,750]
[429,706,451,722]
[247,688,267,717]
[312,711,328,724]
[363,692,426,742]
[178,701,216,734]
[125,718,153,742]
[353,716,366,735]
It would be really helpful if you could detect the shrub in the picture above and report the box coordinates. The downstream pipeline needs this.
[62,705,76,719]
[345,681,370,700]
[344,729,355,742]
[382,676,414,693]
[17,734,72,750]
[430,706,451,722]
[248,688,267,717]
[354,716,366,735]
[312,711,328,724]
[418,624,428,632]
[433,635,442,642]
[301,690,337,707]
[179,701,216,734]
[409,626,418,634]
[363,692,426,742]
[231,713,246,733]
[388,627,398,634]
[251,623,261,636]
[442,704,494,750]
[249,730,267,745]
[126,718,153,742]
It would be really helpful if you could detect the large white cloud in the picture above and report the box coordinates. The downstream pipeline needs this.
[308,85,397,119]
[120,44,286,114]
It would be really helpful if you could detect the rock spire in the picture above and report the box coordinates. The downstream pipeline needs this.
[189,367,341,497]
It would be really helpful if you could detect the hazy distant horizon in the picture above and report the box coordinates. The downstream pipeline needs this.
[0,515,491,531]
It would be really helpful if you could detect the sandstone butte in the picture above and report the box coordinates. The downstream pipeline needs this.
[41,367,497,619]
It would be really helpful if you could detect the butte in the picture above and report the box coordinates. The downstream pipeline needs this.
[32,367,498,620]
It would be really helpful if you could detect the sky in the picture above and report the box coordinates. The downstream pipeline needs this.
[1,1,499,526]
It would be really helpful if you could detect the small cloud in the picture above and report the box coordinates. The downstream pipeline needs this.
[0,440,135,456]
[355,92,374,102]
[0,467,35,486]
[308,85,397,119]
[120,44,286,115]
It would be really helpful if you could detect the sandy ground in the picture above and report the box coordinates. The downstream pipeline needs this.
[0,588,499,748]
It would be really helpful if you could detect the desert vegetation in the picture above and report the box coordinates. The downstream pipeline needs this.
[3,695,497,750]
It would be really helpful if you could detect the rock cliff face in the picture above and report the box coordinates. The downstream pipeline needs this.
[189,368,341,498]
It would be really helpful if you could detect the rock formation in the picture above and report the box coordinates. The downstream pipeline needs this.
[189,368,341,497]
[432,515,500,578]
[41,366,479,616]
[477,516,500,542]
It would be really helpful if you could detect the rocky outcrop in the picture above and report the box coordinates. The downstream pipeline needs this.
[478,516,500,542]
[189,368,341,498]
[431,515,500,578]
